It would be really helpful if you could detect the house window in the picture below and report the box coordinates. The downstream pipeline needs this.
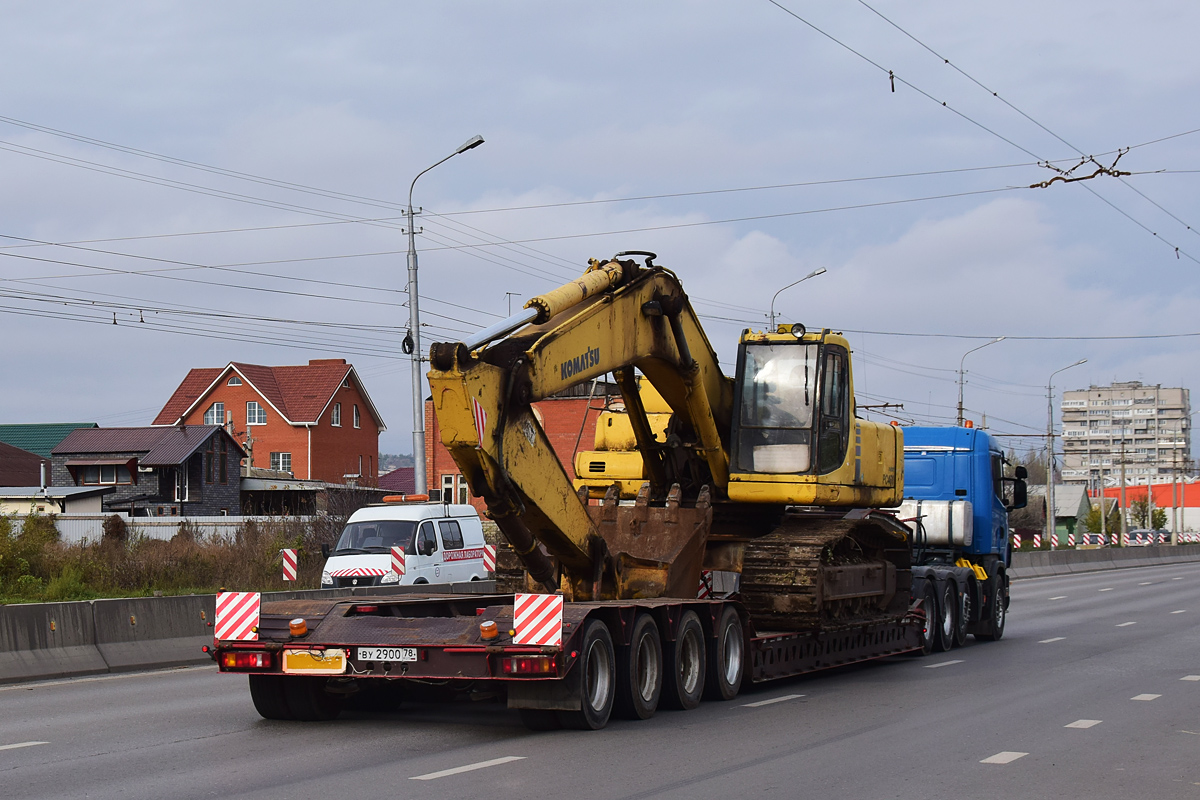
[247,401,267,425]
[441,473,469,504]
[331,403,342,427]
[271,452,292,473]
[79,464,133,485]
[203,402,225,425]
[174,468,189,502]
[228,376,242,386]
[353,404,360,428]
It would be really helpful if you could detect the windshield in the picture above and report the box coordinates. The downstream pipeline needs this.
[334,520,417,554]
[740,343,818,430]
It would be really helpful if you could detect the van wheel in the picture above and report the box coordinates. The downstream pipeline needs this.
[662,610,706,710]
[558,619,616,730]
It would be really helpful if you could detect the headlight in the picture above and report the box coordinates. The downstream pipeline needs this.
[380,571,400,584]
[321,571,332,586]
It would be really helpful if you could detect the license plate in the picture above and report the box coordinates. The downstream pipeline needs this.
[282,649,346,675]
[357,647,418,662]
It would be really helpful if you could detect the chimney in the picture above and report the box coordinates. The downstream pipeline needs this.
[40,461,47,493]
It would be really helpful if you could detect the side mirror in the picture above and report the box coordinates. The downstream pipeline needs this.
[1015,465,1028,480]
[1011,479,1028,510]
[418,537,435,557]
[320,543,330,559]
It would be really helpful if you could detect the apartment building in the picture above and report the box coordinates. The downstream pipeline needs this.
[1061,381,1192,487]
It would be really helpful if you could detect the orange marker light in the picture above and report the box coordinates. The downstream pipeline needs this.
[480,620,499,640]
[289,618,308,636]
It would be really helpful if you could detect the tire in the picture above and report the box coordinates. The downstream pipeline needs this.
[953,581,971,648]
[248,674,293,720]
[662,610,706,710]
[614,614,663,720]
[935,581,955,652]
[518,709,562,731]
[975,572,1007,641]
[703,605,744,702]
[558,619,616,730]
[283,676,344,721]
[917,582,937,656]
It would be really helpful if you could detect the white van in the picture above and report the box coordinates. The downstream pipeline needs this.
[320,500,490,588]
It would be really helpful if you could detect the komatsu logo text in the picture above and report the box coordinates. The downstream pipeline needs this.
[560,346,600,381]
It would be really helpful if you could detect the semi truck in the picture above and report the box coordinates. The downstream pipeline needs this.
[210,253,1025,729]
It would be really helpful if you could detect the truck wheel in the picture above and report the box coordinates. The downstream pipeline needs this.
[917,582,937,656]
[975,573,1007,641]
[614,613,662,720]
[248,674,293,720]
[935,582,955,652]
[953,582,971,648]
[518,709,562,731]
[559,619,616,730]
[703,605,744,701]
[283,676,344,721]
[662,610,706,710]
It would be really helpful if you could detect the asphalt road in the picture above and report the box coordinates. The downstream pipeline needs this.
[3,562,1199,799]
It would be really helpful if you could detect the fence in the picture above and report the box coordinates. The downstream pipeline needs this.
[9,514,318,545]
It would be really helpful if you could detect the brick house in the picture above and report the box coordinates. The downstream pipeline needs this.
[51,426,245,516]
[153,359,385,485]
[425,382,616,514]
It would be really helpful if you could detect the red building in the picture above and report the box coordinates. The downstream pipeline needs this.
[154,359,384,485]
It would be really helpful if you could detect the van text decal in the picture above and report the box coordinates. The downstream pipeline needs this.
[560,346,600,381]
[443,548,486,562]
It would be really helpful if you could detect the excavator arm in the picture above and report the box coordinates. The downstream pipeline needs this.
[427,254,728,599]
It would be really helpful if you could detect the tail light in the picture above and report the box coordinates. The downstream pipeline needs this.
[222,650,272,670]
[502,656,556,675]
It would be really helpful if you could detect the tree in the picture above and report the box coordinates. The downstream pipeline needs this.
[1082,503,1120,534]
[1007,449,1048,486]
[1152,508,1167,530]
[1129,498,1149,529]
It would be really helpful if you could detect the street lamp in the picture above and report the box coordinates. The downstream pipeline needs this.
[1046,358,1087,549]
[956,337,1005,426]
[768,268,826,330]
[407,134,485,496]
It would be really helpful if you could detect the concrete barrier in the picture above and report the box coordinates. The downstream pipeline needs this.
[1011,544,1200,579]
[0,601,108,684]
[92,595,215,673]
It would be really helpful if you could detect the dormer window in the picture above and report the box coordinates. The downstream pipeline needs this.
[228,376,242,386]
[341,377,351,389]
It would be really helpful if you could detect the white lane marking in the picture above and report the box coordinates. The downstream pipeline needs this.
[1181,676,1200,681]
[981,751,1028,764]
[410,756,526,781]
[1172,610,1187,614]
[1065,719,1102,729]
[0,741,48,752]
[1099,588,1114,592]
[1132,694,1162,701]
[1173,577,1184,580]
[0,665,214,693]
[1049,596,1067,600]
[925,659,963,669]
[1116,622,1137,627]
[742,693,805,707]
[1139,581,1154,586]
[1039,637,1066,644]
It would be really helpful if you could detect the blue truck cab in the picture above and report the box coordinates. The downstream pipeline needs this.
[897,425,1028,651]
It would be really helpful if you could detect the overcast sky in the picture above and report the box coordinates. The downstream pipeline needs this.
[2,1,1197,463]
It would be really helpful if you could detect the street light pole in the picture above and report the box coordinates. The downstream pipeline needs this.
[768,268,826,331]
[956,337,1005,426]
[1046,358,1087,549]
[407,134,485,496]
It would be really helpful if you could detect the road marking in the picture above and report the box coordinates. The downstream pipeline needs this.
[1172,610,1187,614]
[1139,581,1153,586]
[1099,588,1114,592]
[981,751,1028,764]
[0,665,214,693]
[410,756,526,781]
[925,659,963,669]
[742,693,805,707]
[1116,622,1137,627]
[1181,676,1200,681]
[1132,694,1162,701]
[1049,596,1067,600]
[1173,577,1184,581]
[1039,637,1065,644]
[1065,719,1102,729]
[0,741,48,752]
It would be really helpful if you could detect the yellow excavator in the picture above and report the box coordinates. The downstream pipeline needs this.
[427,252,909,631]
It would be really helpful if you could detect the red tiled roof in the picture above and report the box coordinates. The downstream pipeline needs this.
[153,369,221,425]
[52,426,245,465]
[378,467,415,494]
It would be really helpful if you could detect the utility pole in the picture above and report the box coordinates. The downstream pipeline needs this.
[1119,439,1128,544]
[956,337,1005,427]
[1045,359,1087,549]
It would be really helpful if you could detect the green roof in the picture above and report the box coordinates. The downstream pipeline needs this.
[0,423,98,458]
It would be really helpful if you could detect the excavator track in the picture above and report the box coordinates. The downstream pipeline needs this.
[739,511,913,632]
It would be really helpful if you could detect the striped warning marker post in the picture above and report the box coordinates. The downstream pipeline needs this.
[697,570,714,599]
[1067,532,1076,548]
[281,549,297,581]
[1033,533,1042,549]
[1121,531,1129,547]
[513,593,564,646]
[391,546,406,579]
[215,591,261,641]
[1050,532,1059,549]
[483,545,496,573]
[1012,532,1021,549]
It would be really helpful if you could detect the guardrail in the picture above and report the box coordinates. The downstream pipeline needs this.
[1010,544,1200,579]
[0,581,496,685]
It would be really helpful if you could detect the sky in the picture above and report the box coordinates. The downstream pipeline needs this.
[1,1,1198,464]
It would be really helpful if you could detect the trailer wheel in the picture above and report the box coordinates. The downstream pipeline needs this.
[917,582,937,656]
[662,610,706,710]
[559,619,616,730]
[248,674,293,720]
[703,605,744,701]
[283,676,344,721]
[614,613,662,720]
[935,581,955,652]
[975,572,1007,641]
[518,709,562,731]
[953,583,972,648]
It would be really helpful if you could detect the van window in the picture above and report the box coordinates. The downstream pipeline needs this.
[334,520,416,554]
[416,522,439,555]
[439,520,464,550]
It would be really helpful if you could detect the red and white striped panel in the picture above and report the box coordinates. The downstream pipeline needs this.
[697,570,714,599]
[1050,533,1059,549]
[1033,534,1042,549]
[1067,532,1076,548]
[513,593,564,646]
[215,591,261,641]
[391,546,406,578]
[1012,533,1021,549]
[471,397,487,446]
[328,567,389,578]
[483,545,496,572]
[281,548,297,581]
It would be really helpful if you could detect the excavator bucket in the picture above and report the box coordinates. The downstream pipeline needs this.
[586,483,712,599]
